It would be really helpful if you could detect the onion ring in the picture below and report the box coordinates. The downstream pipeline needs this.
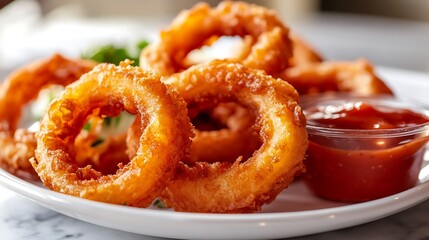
[161,60,308,213]
[275,59,393,95]
[31,61,193,207]
[140,1,292,76]
[0,54,96,179]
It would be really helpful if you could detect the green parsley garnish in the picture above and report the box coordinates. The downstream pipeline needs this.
[114,115,121,127]
[83,122,91,131]
[103,116,112,127]
[136,40,149,50]
[102,115,122,128]
[82,40,149,66]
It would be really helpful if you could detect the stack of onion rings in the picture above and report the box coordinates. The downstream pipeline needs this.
[32,61,193,207]
[140,1,294,163]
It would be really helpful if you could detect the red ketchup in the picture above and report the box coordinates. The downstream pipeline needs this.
[303,101,429,202]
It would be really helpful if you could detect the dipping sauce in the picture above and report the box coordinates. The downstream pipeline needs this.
[307,101,429,130]
[302,96,429,202]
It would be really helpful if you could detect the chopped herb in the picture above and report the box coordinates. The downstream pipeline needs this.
[90,138,105,147]
[153,199,166,209]
[82,40,149,66]
[137,40,149,52]
[83,122,91,131]
[82,45,133,65]
[114,115,121,127]
[103,116,112,127]
[102,116,121,128]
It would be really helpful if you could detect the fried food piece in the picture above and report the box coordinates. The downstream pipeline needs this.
[140,1,292,76]
[0,129,38,179]
[276,59,393,95]
[32,61,193,207]
[0,54,96,179]
[162,60,308,213]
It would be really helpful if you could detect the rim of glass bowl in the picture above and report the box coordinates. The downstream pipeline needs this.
[299,93,429,139]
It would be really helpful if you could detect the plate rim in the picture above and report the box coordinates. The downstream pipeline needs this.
[2,167,429,239]
[1,165,429,220]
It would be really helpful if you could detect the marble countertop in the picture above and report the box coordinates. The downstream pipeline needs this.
[1,183,429,240]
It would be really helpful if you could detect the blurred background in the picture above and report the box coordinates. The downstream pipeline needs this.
[1,0,429,78]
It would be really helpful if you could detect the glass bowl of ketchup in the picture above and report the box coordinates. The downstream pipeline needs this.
[300,94,429,203]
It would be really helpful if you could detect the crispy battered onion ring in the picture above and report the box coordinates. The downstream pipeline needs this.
[161,60,308,213]
[140,1,292,76]
[32,61,193,207]
[276,59,393,95]
[0,54,96,178]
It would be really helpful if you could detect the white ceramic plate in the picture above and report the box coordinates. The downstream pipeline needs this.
[0,67,429,240]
